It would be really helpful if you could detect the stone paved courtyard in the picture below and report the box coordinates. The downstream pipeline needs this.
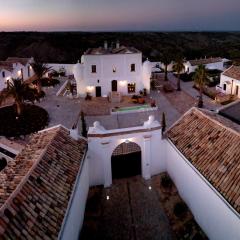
[80,176,174,240]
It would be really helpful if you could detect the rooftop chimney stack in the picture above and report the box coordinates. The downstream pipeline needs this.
[104,41,108,50]
[116,40,120,48]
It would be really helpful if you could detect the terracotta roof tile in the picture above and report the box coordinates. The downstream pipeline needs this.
[167,108,240,214]
[6,57,32,66]
[189,57,222,66]
[223,65,240,80]
[0,126,87,239]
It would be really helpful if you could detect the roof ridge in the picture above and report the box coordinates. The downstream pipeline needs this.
[196,108,240,137]
[0,127,61,213]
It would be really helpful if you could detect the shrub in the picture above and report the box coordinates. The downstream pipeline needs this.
[163,83,174,92]
[85,92,92,101]
[33,78,60,87]
[0,104,49,137]
[173,202,188,218]
[161,174,172,188]
[178,73,194,82]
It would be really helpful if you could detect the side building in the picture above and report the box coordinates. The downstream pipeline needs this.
[0,57,34,91]
[218,65,240,98]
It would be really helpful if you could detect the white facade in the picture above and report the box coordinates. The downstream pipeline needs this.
[0,58,34,91]
[73,47,151,97]
[184,60,224,73]
[218,68,240,98]
[87,116,164,187]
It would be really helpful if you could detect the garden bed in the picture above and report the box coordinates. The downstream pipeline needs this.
[0,104,49,137]
[152,173,207,239]
[33,78,60,87]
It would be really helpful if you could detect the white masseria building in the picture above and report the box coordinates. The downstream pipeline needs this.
[0,57,34,91]
[72,42,151,97]
[217,65,240,98]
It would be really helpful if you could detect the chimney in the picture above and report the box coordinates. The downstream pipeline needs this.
[104,41,108,50]
[116,40,120,48]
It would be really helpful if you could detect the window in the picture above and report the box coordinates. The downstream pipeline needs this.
[113,67,116,73]
[2,71,5,78]
[128,83,136,93]
[28,66,30,77]
[223,84,226,91]
[91,65,97,73]
[131,64,135,72]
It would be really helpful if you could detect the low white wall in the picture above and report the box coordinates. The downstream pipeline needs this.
[59,153,89,240]
[166,139,240,240]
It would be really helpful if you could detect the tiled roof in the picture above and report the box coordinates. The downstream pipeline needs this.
[189,57,222,66]
[0,62,13,72]
[219,100,240,125]
[85,46,140,55]
[222,65,240,80]
[0,126,87,239]
[167,108,240,214]
[6,57,31,66]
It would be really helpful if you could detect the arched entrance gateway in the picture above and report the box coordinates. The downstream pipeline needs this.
[111,142,141,179]
[88,116,163,187]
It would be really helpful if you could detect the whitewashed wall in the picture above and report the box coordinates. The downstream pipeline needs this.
[88,123,164,187]
[59,154,89,240]
[165,139,240,240]
[219,74,240,97]
[185,61,224,73]
[75,53,147,97]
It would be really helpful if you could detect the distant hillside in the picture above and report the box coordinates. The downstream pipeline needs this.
[1,32,240,63]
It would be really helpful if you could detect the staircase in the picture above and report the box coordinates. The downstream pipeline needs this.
[109,91,122,103]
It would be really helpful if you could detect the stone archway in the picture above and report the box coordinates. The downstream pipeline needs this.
[111,141,141,179]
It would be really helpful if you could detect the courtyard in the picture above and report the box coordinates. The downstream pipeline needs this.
[80,174,206,240]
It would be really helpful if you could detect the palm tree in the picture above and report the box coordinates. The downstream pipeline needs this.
[193,64,208,108]
[173,58,185,91]
[0,79,39,115]
[160,49,173,81]
[30,62,51,93]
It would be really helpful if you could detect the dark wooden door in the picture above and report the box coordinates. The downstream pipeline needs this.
[111,151,141,179]
[96,86,101,97]
[112,80,117,92]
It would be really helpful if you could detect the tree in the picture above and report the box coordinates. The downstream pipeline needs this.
[193,64,208,108]
[173,57,185,91]
[81,111,87,138]
[160,48,173,81]
[161,112,166,133]
[0,79,39,116]
[30,62,51,93]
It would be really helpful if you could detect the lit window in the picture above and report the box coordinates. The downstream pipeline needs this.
[113,67,116,73]
[128,83,136,93]
[131,64,135,72]
[91,65,97,73]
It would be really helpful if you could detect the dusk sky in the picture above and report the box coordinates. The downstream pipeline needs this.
[1,0,240,31]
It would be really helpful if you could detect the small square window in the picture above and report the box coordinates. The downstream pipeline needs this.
[91,65,97,73]
[131,64,135,72]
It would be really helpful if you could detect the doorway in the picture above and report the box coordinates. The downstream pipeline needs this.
[111,80,118,92]
[111,142,141,179]
[96,86,101,97]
